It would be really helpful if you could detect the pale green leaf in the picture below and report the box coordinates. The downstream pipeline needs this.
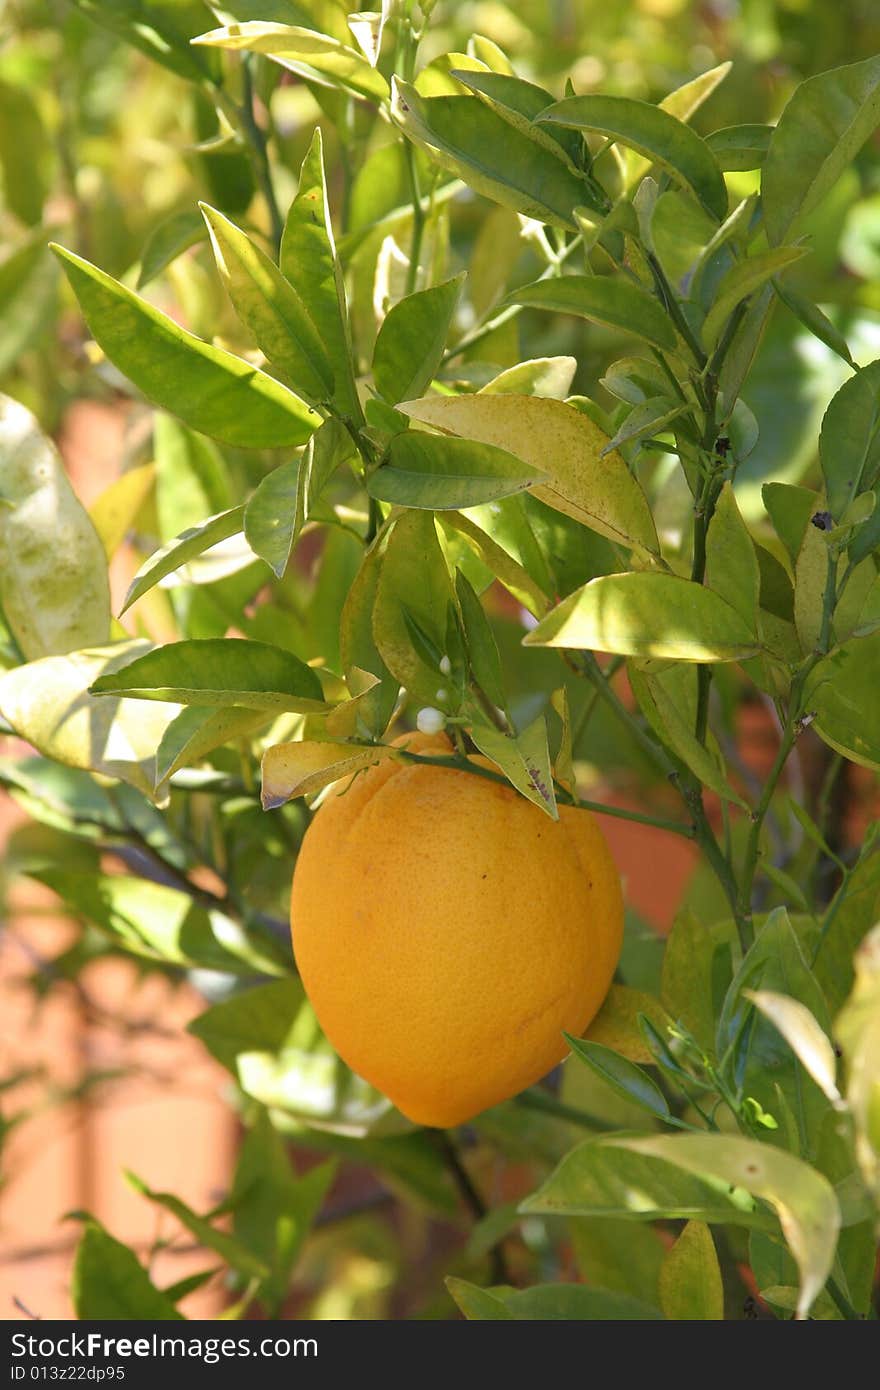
[51,245,319,448]
[399,394,660,558]
[0,395,110,658]
[525,573,759,661]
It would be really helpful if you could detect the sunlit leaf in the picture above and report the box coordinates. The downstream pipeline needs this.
[525,573,759,661]
[762,55,880,244]
[51,245,320,448]
[538,94,728,221]
[189,978,410,1136]
[615,1134,839,1318]
[90,639,326,712]
[399,394,659,558]
[0,395,110,659]
[261,740,398,808]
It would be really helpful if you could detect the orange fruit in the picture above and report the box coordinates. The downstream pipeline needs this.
[290,732,624,1127]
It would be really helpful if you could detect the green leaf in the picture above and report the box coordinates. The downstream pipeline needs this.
[445,1277,512,1320]
[772,280,855,369]
[629,663,747,808]
[161,1269,219,1305]
[570,1217,665,1304]
[762,481,816,566]
[155,706,271,787]
[339,539,398,737]
[390,79,593,229]
[442,509,549,618]
[762,55,880,245]
[662,910,735,1052]
[505,275,676,353]
[793,520,830,655]
[373,274,464,403]
[807,631,880,772]
[521,1135,774,1228]
[468,715,557,819]
[261,739,399,808]
[538,94,728,221]
[231,1114,335,1312]
[372,511,456,707]
[717,908,832,1159]
[72,1224,183,1320]
[524,572,759,661]
[565,1035,670,1119]
[0,642,179,800]
[448,70,585,171]
[601,397,686,455]
[584,984,675,1064]
[0,395,110,658]
[658,1221,724,1320]
[616,1134,839,1318]
[137,209,207,289]
[280,128,360,421]
[368,431,545,510]
[455,571,506,711]
[626,61,732,184]
[818,359,880,522]
[0,231,58,376]
[705,481,761,632]
[201,203,335,401]
[0,79,47,224]
[705,124,773,172]
[51,245,319,449]
[701,246,808,350]
[194,22,389,102]
[189,978,409,1136]
[121,508,245,614]
[244,417,354,579]
[126,1174,270,1280]
[70,0,218,83]
[32,870,287,975]
[813,833,880,1011]
[213,2,352,42]
[478,1281,664,1320]
[153,414,232,539]
[90,638,326,712]
[399,394,660,559]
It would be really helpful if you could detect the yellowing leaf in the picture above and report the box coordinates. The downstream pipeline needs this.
[0,642,178,800]
[659,1221,724,1320]
[615,1134,840,1318]
[525,572,759,662]
[88,462,156,560]
[398,393,660,559]
[261,740,398,808]
[745,990,842,1106]
[584,984,674,1064]
[0,395,110,658]
[835,925,880,1202]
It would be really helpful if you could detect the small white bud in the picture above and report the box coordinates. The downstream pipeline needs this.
[439,655,452,676]
[435,688,448,702]
[417,706,446,735]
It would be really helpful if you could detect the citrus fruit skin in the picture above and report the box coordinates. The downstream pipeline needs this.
[290,733,624,1128]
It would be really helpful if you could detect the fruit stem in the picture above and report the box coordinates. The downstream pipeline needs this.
[395,752,695,837]
[431,1131,512,1286]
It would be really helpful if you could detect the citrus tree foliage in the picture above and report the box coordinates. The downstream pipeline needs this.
[1,0,879,1321]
